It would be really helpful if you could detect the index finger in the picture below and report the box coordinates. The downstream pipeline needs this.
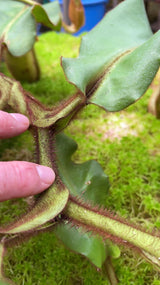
[0,111,29,139]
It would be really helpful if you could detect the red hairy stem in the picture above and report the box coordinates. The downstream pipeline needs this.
[64,197,160,271]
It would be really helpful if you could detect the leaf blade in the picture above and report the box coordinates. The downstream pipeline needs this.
[55,224,107,268]
[55,133,110,268]
[62,0,160,111]
[0,0,61,56]
[56,133,110,205]
[32,1,61,31]
[90,31,160,111]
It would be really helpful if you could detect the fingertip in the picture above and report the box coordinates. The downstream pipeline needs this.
[10,113,30,129]
[36,165,55,187]
[0,111,30,139]
[0,162,56,201]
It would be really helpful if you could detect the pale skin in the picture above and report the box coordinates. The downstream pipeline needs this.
[0,110,55,201]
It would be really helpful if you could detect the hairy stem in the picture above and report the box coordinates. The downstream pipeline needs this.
[65,198,160,270]
[0,128,69,234]
[35,127,53,168]
[50,93,86,133]
[33,127,62,182]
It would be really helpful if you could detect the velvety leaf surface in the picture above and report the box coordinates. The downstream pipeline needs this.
[55,133,110,268]
[0,0,61,56]
[62,0,160,111]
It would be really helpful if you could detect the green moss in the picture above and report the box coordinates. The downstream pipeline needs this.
[1,31,160,284]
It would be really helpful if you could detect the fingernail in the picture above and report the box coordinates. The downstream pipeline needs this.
[10,113,29,126]
[36,165,55,185]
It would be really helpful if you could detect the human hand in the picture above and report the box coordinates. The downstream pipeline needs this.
[0,111,55,202]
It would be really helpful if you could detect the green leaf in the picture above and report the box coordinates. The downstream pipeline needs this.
[55,224,107,268]
[0,0,61,56]
[55,133,110,268]
[0,1,35,56]
[55,133,110,205]
[32,1,61,31]
[62,0,160,111]
[105,240,121,259]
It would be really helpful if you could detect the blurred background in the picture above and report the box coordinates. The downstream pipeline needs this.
[36,0,160,34]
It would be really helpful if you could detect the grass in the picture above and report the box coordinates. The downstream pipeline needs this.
[1,31,160,284]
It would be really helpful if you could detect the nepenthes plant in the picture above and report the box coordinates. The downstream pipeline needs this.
[1,0,160,283]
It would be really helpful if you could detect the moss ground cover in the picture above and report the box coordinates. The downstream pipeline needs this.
[0,31,160,284]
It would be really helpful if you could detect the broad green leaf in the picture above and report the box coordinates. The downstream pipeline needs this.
[55,133,110,205]
[56,224,107,268]
[55,133,110,268]
[0,0,61,56]
[0,1,35,56]
[62,0,160,111]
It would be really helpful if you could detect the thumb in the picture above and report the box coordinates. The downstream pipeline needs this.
[0,161,55,201]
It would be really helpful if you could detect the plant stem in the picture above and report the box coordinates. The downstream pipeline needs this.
[103,257,118,285]
[33,127,62,182]
[15,0,38,6]
[0,128,69,235]
[0,242,4,280]
[35,128,53,168]
[65,198,160,271]
[28,92,85,129]
[53,93,86,133]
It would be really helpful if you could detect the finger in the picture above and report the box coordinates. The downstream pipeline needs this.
[0,111,29,139]
[0,161,55,201]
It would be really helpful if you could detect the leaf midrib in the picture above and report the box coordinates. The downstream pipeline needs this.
[2,5,28,41]
[86,48,135,99]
